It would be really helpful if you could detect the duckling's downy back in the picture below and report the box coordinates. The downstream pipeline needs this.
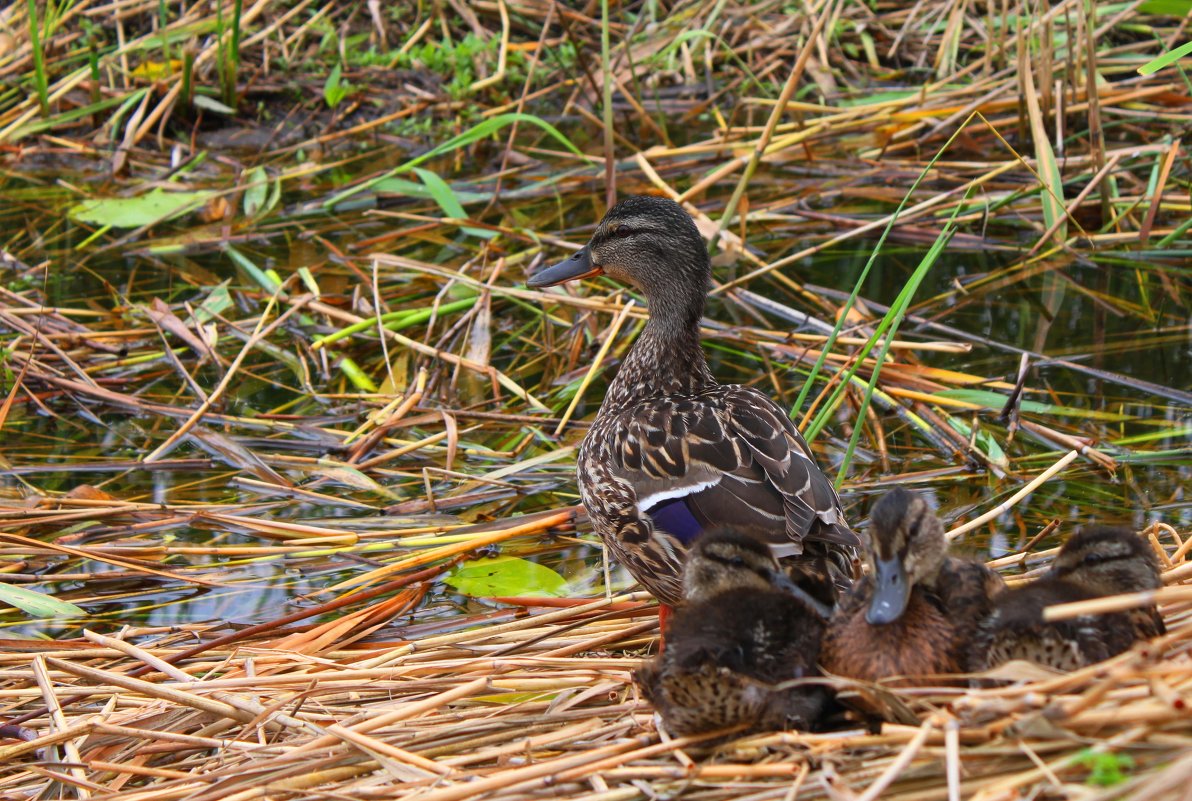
[634,529,834,735]
[973,526,1165,671]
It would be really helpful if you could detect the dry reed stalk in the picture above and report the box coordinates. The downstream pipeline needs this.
[554,299,636,435]
[1043,587,1192,622]
[0,575,1187,800]
[946,450,1080,540]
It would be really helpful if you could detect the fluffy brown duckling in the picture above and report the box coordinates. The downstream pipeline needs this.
[634,529,835,736]
[820,489,1005,686]
[972,525,1165,671]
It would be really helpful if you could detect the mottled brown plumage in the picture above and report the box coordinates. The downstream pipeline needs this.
[973,526,1165,671]
[820,489,1005,686]
[634,530,834,736]
[527,196,857,606]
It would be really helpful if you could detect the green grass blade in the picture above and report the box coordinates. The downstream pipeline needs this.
[324,114,594,210]
[791,113,983,426]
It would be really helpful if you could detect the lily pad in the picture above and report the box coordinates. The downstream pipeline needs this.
[443,556,568,598]
[69,187,216,228]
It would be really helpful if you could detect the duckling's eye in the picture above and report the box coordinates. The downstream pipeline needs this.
[1082,553,1109,566]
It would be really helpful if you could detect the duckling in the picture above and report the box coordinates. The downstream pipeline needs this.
[820,489,1005,686]
[972,526,1165,671]
[634,529,834,736]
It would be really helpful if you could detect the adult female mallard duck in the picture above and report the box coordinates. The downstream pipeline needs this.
[527,195,858,611]
[820,488,1005,685]
[972,526,1165,671]
[635,528,835,735]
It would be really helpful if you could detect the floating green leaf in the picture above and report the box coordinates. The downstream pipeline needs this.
[325,112,593,209]
[243,166,269,217]
[934,389,1132,421]
[0,583,85,618]
[225,245,281,293]
[336,355,378,392]
[443,556,568,598]
[192,281,233,325]
[371,176,491,205]
[69,187,215,228]
[943,414,1008,470]
[323,63,351,108]
[412,168,496,239]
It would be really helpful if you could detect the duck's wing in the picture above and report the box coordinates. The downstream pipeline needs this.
[605,386,857,550]
[717,386,857,548]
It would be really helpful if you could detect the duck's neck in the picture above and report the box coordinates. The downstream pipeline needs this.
[604,296,714,409]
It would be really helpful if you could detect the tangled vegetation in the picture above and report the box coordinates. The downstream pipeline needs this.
[0,0,1189,799]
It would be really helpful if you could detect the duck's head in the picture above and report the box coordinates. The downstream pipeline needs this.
[527,196,710,322]
[1051,526,1162,595]
[864,489,947,625]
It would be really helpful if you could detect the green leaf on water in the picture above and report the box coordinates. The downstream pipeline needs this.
[412,168,496,239]
[371,176,491,205]
[69,187,216,228]
[934,389,1132,421]
[943,413,1008,470]
[243,166,268,217]
[225,245,282,293]
[336,355,378,392]
[0,583,85,618]
[325,112,593,209]
[324,63,351,108]
[443,556,568,598]
[192,281,233,325]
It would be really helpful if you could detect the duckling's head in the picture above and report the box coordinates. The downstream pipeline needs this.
[527,196,710,324]
[682,529,784,603]
[1051,526,1162,595]
[680,530,836,618]
[864,489,947,625]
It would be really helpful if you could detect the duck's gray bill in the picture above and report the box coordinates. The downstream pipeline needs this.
[866,556,911,625]
[526,247,601,287]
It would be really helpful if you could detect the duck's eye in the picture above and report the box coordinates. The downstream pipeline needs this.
[728,555,747,567]
[607,226,633,239]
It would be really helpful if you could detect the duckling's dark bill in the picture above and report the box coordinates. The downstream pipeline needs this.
[527,248,602,287]
[866,555,911,625]
[770,572,833,620]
